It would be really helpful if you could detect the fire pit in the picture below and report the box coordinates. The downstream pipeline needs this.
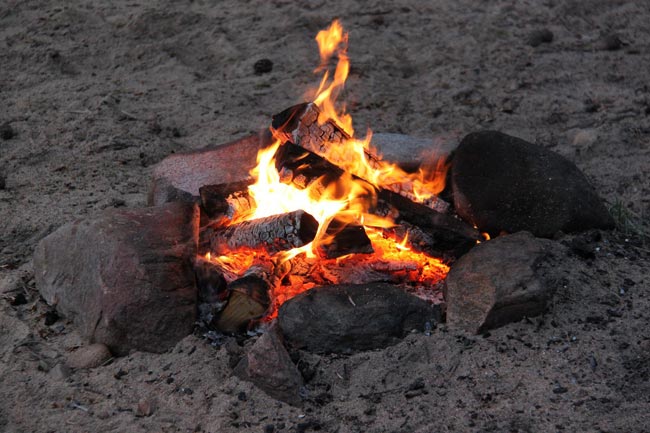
[32,19,615,405]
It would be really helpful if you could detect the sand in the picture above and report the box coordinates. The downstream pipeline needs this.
[1,1,648,432]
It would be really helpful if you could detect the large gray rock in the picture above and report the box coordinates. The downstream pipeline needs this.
[233,324,304,406]
[34,202,199,355]
[450,131,614,238]
[370,132,459,171]
[445,231,565,334]
[148,132,271,206]
[278,283,440,354]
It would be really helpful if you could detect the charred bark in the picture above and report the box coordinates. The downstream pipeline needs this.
[317,218,374,259]
[199,180,255,221]
[272,102,449,213]
[210,210,319,255]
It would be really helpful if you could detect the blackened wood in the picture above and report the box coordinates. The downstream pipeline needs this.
[194,257,228,304]
[271,103,449,212]
[215,262,291,333]
[210,210,319,255]
[274,142,344,191]
[199,180,254,220]
[376,189,480,259]
[318,218,374,259]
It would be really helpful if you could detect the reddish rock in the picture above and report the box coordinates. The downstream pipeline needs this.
[148,132,271,205]
[33,202,199,355]
[445,231,565,334]
[233,324,304,406]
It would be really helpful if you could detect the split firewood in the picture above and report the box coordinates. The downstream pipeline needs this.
[199,180,255,221]
[210,209,319,255]
[375,189,480,259]
[271,102,449,213]
[317,217,374,259]
[216,261,291,333]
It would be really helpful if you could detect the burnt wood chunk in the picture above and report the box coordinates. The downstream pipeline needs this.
[194,257,228,304]
[274,141,344,191]
[318,218,374,259]
[216,264,281,333]
[210,210,319,255]
[199,180,255,220]
[271,103,449,213]
[376,189,479,259]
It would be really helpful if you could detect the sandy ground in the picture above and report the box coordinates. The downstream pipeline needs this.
[1,0,649,432]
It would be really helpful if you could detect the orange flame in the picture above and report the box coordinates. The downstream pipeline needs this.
[207,19,450,316]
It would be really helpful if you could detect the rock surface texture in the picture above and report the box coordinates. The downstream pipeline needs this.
[450,131,614,238]
[148,133,269,205]
[278,283,440,353]
[445,231,565,334]
[233,325,304,406]
[34,202,199,355]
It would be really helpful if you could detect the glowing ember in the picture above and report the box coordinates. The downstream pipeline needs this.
[205,19,451,319]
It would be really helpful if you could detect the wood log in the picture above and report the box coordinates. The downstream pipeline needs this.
[274,142,478,259]
[215,261,291,333]
[210,209,319,255]
[199,180,255,221]
[317,217,374,259]
[271,102,449,213]
[375,189,480,259]
[194,257,229,304]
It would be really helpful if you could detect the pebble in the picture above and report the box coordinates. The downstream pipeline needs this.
[254,58,273,75]
[0,122,16,140]
[600,34,623,51]
[135,399,153,417]
[527,29,554,47]
[49,363,72,380]
[66,343,112,369]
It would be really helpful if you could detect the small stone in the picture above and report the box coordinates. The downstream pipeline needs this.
[571,129,598,148]
[66,343,112,369]
[600,34,623,51]
[233,324,304,406]
[553,385,568,394]
[254,58,273,75]
[49,363,72,380]
[135,399,153,417]
[527,29,554,47]
[44,310,59,326]
[10,292,28,306]
[0,122,16,140]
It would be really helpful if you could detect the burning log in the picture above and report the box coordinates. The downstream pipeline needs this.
[272,102,449,213]
[199,180,255,221]
[274,141,478,259]
[375,189,480,259]
[318,217,374,259]
[210,210,319,255]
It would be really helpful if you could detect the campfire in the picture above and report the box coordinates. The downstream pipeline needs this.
[195,20,477,333]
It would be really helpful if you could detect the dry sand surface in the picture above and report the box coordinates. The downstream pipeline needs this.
[1,1,649,432]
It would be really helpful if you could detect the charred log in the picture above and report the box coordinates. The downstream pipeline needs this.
[199,180,255,221]
[210,210,319,255]
[318,218,374,259]
[376,189,479,259]
[272,102,448,213]
[215,262,291,333]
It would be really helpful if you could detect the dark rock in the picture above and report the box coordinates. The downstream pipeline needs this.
[148,132,271,206]
[0,122,16,140]
[445,231,565,334]
[370,132,459,172]
[449,131,614,238]
[600,34,623,51]
[233,324,304,406]
[34,202,199,355]
[278,283,440,353]
[44,310,59,326]
[254,58,274,75]
[527,29,554,47]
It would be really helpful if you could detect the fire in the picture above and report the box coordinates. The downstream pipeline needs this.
[206,19,451,318]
